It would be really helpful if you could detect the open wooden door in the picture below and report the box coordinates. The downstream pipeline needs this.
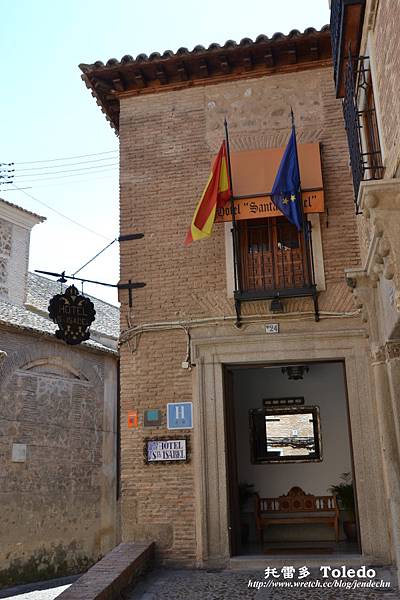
[223,367,241,555]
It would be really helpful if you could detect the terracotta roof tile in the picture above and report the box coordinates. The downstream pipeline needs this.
[80,26,330,73]
[0,197,45,221]
[79,25,331,132]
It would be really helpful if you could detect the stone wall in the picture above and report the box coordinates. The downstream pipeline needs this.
[0,328,118,587]
[0,216,32,307]
[370,0,400,178]
[0,218,12,299]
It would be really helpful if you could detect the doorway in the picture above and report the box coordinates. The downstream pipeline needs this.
[224,360,361,557]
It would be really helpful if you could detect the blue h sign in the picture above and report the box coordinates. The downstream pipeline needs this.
[167,402,193,430]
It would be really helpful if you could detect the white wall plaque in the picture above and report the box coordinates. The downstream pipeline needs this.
[265,323,280,334]
[11,443,27,463]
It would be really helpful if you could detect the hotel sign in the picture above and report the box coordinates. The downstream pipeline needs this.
[215,190,324,223]
[144,437,189,464]
[48,284,96,345]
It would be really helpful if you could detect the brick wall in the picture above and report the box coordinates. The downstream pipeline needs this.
[118,65,359,564]
[119,67,358,322]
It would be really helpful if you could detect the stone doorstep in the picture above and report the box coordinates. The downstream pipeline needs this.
[57,542,155,600]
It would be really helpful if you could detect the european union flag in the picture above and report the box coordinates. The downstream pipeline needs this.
[271,127,303,232]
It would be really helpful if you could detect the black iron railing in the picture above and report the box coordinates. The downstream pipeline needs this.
[330,0,344,88]
[343,53,384,211]
[330,0,366,97]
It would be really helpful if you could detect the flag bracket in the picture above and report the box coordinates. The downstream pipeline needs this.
[234,298,242,328]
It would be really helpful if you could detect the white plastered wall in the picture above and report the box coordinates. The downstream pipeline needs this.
[233,362,352,498]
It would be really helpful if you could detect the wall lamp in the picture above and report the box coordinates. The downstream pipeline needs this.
[270,297,284,313]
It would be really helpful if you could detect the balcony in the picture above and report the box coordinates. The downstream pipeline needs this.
[342,54,384,211]
[330,0,366,98]
[232,216,319,321]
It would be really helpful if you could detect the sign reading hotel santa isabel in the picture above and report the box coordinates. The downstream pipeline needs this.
[145,437,189,463]
[48,284,96,345]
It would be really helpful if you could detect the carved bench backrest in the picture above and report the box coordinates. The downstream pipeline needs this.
[257,487,338,514]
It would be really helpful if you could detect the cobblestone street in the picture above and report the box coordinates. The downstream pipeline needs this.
[127,569,399,600]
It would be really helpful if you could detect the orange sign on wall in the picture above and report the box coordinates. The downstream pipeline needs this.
[127,411,138,429]
[214,142,324,222]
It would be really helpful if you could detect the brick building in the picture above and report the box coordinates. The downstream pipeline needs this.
[80,14,397,573]
[0,199,119,586]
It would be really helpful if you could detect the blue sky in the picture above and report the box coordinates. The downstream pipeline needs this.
[0,0,330,304]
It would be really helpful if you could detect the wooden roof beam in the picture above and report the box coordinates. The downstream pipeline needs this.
[134,71,146,88]
[264,51,274,67]
[156,65,168,84]
[112,77,125,92]
[287,46,297,64]
[199,59,209,77]
[242,54,253,71]
[177,62,189,81]
[310,43,319,61]
[219,55,230,74]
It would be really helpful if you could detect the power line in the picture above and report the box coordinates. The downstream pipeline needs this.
[14,150,118,165]
[5,174,117,190]
[73,238,118,276]
[14,162,118,179]
[16,156,120,172]
[8,184,113,241]
[1,173,117,191]
[12,167,118,185]
[0,186,32,191]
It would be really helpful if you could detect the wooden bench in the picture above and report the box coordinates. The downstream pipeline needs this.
[254,486,339,544]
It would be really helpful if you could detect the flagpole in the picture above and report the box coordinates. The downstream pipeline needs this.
[224,118,242,326]
[291,108,319,321]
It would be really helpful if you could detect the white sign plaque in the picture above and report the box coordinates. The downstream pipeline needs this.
[265,323,280,334]
[11,443,27,462]
[146,439,187,463]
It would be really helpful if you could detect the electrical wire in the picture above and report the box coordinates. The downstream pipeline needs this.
[14,150,118,165]
[6,174,117,190]
[13,163,118,181]
[14,162,118,178]
[3,174,117,190]
[8,184,113,241]
[16,156,120,172]
[72,238,118,276]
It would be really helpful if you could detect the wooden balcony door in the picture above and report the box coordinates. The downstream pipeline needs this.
[239,217,309,293]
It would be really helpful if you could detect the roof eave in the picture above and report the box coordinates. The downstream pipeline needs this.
[79,26,331,132]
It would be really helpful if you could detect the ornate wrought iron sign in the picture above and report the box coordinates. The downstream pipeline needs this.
[48,285,96,345]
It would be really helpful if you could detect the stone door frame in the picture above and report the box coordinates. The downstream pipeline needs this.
[191,325,391,567]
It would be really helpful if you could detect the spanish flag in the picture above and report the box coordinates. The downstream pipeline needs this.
[184,141,231,245]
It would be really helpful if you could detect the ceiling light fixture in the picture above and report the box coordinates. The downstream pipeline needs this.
[281,365,310,380]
